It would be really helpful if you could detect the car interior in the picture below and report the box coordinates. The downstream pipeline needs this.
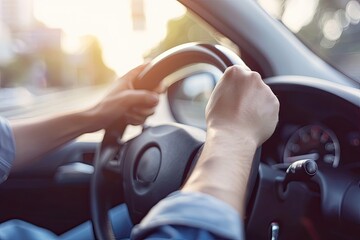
[0,0,359,240]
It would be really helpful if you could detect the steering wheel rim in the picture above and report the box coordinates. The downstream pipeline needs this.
[90,42,259,240]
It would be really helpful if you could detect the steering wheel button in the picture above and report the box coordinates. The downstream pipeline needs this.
[135,147,161,183]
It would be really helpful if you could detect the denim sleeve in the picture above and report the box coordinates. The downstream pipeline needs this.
[131,191,244,240]
[0,117,15,183]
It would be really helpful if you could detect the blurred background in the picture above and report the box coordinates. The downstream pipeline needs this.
[258,0,360,82]
[0,0,359,120]
[0,0,188,119]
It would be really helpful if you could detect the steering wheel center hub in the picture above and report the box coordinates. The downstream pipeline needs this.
[135,146,161,184]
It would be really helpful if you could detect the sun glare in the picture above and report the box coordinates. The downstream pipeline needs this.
[282,0,319,33]
[33,0,185,76]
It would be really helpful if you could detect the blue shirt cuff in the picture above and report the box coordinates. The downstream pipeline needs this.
[131,191,244,239]
[0,117,15,183]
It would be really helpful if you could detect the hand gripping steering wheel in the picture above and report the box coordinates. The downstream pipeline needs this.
[90,43,261,240]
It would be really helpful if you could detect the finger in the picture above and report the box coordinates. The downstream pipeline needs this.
[115,63,149,90]
[153,82,167,94]
[122,90,159,109]
[126,113,154,125]
[125,113,148,126]
[129,107,156,117]
[126,108,156,125]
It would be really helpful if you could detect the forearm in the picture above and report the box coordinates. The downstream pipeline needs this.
[10,109,99,171]
[182,129,257,216]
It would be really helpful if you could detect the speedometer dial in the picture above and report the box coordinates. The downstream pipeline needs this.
[284,125,340,168]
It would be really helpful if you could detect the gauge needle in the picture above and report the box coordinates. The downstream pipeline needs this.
[286,153,319,162]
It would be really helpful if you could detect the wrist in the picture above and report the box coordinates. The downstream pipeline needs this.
[79,107,104,133]
[205,127,258,150]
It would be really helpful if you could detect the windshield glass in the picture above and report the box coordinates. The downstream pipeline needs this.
[257,0,360,83]
[0,0,235,121]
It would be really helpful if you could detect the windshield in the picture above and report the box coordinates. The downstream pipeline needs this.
[0,1,235,120]
[257,0,360,83]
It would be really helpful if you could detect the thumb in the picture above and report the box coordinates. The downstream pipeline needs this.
[121,90,159,109]
[120,64,148,87]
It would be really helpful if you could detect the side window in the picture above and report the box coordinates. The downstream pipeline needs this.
[258,0,360,82]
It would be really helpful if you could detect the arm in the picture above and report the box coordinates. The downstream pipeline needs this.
[10,64,159,171]
[182,66,279,215]
[132,65,279,239]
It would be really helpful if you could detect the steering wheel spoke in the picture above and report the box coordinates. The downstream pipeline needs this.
[101,145,125,175]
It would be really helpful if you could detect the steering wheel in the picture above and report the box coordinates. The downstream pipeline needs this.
[90,43,261,240]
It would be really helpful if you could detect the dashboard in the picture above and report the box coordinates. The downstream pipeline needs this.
[263,76,360,170]
[246,76,360,240]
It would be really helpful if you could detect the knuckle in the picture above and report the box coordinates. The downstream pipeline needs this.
[275,97,280,109]
[224,65,245,78]
[249,71,262,81]
[271,95,280,112]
